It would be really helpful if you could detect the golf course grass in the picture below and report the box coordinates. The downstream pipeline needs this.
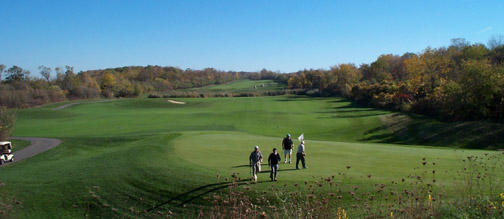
[182,79,284,93]
[1,82,503,217]
[8,139,30,153]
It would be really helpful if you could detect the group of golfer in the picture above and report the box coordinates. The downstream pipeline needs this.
[249,134,307,182]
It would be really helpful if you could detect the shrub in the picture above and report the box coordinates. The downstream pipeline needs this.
[47,86,66,103]
[70,86,100,99]
[399,102,412,112]
[0,85,67,108]
[148,93,162,98]
[102,90,114,99]
[0,106,16,141]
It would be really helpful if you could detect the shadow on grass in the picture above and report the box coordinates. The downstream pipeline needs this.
[273,95,334,102]
[298,97,504,149]
[325,112,389,118]
[331,101,366,109]
[319,108,381,113]
[149,166,300,211]
[258,168,299,174]
[148,178,270,212]
[328,99,350,103]
[231,163,275,168]
[361,113,504,149]
[315,101,392,119]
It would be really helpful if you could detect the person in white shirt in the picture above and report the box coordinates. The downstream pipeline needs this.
[296,141,307,169]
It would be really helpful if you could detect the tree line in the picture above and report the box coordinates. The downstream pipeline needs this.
[0,65,244,108]
[286,37,504,122]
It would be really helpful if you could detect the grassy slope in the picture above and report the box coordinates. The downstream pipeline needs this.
[378,113,504,149]
[182,79,285,93]
[1,81,502,217]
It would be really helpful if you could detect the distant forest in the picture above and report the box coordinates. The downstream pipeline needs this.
[1,37,503,122]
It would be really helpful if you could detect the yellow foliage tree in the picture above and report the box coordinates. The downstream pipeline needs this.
[101,73,117,90]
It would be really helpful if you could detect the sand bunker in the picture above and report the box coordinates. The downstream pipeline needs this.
[167,100,186,104]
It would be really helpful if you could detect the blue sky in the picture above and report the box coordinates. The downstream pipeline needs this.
[1,0,503,76]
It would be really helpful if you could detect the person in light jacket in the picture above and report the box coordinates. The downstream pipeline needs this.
[249,145,263,181]
[296,141,307,169]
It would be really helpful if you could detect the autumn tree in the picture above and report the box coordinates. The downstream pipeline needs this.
[287,74,302,89]
[459,43,488,62]
[487,34,504,50]
[329,64,362,96]
[60,66,80,91]
[101,72,117,90]
[54,67,65,87]
[0,106,16,141]
[67,72,101,98]
[288,71,312,89]
[78,72,101,91]
[450,38,470,50]
[38,65,52,84]
[369,55,394,82]
[458,60,500,119]
[303,70,326,91]
[5,66,30,83]
[405,48,451,99]
[488,44,504,65]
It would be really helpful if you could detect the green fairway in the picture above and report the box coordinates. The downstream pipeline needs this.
[175,131,483,185]
[182,79,285,93]
[1,89,503,217]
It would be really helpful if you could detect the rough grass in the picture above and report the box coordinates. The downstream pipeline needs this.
[1,93,503,217]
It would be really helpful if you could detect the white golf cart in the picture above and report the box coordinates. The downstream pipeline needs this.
[0,141,14,165]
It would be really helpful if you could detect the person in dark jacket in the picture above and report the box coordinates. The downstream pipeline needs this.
[268,148,281,181]
[282,134,293,163]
